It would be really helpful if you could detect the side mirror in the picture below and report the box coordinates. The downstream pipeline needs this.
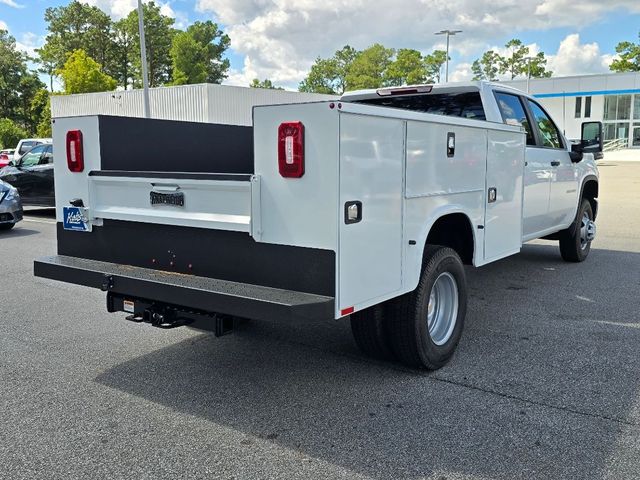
[569,146,583,163]
[581,121,603,158]
[7,160,14,167]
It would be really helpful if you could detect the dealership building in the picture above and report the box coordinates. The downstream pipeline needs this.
[506,72,640,148]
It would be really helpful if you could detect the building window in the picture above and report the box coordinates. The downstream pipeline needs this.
[584,96,592,118]
[604,94,632,121]
[575,97,582,118]
[634,96,640,120]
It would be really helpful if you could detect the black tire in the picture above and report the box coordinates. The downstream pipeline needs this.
[559,199,594,262]
[388,245,467,370]
[350,304,395,361]
[0,223,15,231]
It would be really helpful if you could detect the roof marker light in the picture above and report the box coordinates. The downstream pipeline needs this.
[376,85,433,96]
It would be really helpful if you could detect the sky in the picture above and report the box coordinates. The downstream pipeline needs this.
[1,0,640,90]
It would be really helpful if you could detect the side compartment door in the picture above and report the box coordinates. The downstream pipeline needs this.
[484,129,525,262]
[338,113,404,311]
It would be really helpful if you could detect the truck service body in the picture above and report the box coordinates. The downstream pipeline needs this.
[35,82,601,369]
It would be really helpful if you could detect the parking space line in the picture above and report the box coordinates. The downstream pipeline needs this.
[23,217,57,225]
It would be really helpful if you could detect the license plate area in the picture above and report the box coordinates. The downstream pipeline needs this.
[150,191,184,206]
[62,206,91,232]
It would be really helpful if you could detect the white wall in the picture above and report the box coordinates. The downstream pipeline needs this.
[51,83,336,126]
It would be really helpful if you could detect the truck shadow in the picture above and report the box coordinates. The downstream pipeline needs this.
[0,227,40,239]
[95,243,640,479]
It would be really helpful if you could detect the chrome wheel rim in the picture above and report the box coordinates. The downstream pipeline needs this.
[580,211,595,250]
[427,272,459,346]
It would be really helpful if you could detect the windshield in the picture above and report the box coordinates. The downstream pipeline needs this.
[353,91,486,121]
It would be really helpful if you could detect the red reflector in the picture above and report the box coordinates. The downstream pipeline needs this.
[66,130,84,172]
[341,306,355,316]
[278,121,304,178]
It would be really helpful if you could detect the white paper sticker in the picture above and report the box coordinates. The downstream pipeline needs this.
[123,300,134,313]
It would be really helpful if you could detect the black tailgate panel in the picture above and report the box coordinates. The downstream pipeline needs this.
[96,115,253,174]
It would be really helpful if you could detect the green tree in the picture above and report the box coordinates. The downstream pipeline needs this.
[610,33,640,72]
[57,49,117,94]
[500,39,529,80]
[120,2,176,87]
[526,52,552,78]
[0,118,27,150]
[424,50,447,83]
[169,22,230,85]
[345,44,394,90]
[36,103,52,138]
[111,19,136,89]
[299,45,358,94]
[250,78,284,90]
[37,1,114,83]
[18,73,46,132]
[0,29,45,134]
[170,31,208,85]
[472,50,501,81]
[385,49,427,86]
[0,29,27,120]
[30,89,52,137]
[185,21,230,83]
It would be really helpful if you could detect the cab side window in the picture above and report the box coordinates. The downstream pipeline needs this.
[494,92,535,146]
[526,100,563,149]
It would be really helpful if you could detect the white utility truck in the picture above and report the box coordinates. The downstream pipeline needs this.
[35,82,601,370]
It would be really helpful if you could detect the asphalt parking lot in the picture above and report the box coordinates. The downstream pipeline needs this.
[1,162,639,480]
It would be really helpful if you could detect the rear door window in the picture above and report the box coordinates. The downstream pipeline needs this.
[354,92,486,120]
[494,92,535,146]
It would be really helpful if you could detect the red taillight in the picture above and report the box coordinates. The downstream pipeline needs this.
[278,121,304,178]
[66,130,84,172]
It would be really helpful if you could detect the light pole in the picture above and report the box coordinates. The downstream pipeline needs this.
[435,29,462,83]
[137,0,151,118]
[524,56,534,93]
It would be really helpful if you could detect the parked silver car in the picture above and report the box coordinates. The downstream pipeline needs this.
[0,179,23,231]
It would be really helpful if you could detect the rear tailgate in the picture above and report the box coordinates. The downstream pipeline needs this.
[87,170,261,236]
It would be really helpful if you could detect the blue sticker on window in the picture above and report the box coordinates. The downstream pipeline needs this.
[63,206,89,231]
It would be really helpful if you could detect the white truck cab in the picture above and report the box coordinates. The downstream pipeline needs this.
[35,82,601,370]
[342,82,600,246]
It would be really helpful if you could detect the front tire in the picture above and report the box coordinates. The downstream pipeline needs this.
[559,199,594,262]
[0,223,15,231]
[388,246,467,370]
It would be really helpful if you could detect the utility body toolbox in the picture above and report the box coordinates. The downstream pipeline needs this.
[35,87,539,369]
